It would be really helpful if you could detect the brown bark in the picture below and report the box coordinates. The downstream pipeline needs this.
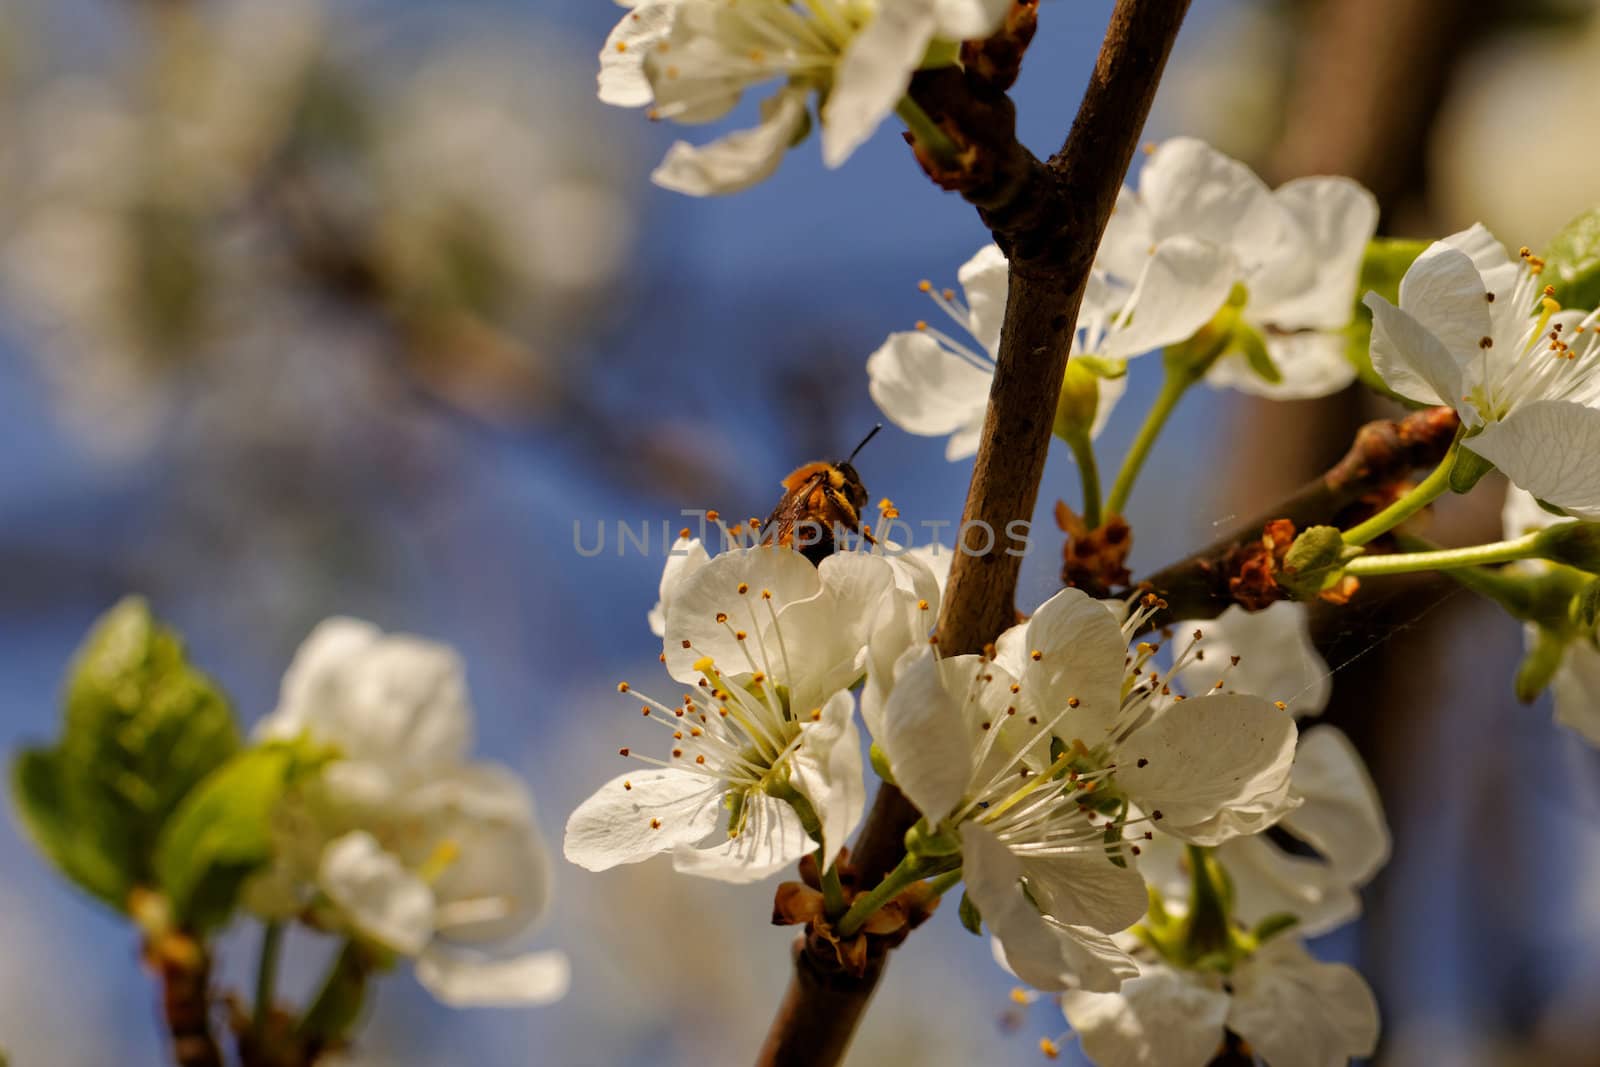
[1139,406,1460,620]
[753,2,1193,1063]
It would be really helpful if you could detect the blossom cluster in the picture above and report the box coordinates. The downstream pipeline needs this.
[564,527,1386,1065]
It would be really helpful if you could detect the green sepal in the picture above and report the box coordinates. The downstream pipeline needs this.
[1071,355,1127,379]
[1249,912,1300,945]
[1534,521,1600,575]
[1229,322,1282,385]
[1448,445,1496,495]
[868,742,896,786]
[904,821,962,860]
[1515,628,1567,704]
[1575,579,1600,633]
[10,597,240,912]
[958,890,983,936]
[1543,206,1600,310]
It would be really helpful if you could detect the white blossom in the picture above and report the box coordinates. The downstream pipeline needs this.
[1367,225,1600,518]
[251,619,569,1007]
[566,546,895,882]
[1158,603,1387,935]
[1061,936,1379,1067]
[867,241,1230,461]
[1102,137,1378,399]
[598,0,1012,194]
[872,591,1299,991]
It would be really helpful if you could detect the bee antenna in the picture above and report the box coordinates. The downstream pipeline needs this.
[846,424,883,463]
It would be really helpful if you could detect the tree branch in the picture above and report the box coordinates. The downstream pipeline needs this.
[754,3,1192,1063]
[1139,405,1460,619]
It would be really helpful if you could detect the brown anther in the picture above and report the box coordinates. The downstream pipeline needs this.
[1136,758,1148,768]
[650,818,662,829]
[695,755,706,764]
[1067,697,1081,708]
[715,612,729,624]
[706,509,721,522]
[624,780,632,790]
[619,747,631,757]
[1031,649,1043,661]
[1274,700,1288,711]
[737,582,749,594]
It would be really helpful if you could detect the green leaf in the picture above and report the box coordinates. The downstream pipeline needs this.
[156,742,330,935]
[1543,206,1600,310]
[11,749,126,908]
[1345,237,1429,400]
[11,598,241,912]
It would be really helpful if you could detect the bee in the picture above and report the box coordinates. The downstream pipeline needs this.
[761,425,882,564]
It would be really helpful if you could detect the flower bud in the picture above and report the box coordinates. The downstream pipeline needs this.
[1533,521,1600,575]
[1278,526,1358,601]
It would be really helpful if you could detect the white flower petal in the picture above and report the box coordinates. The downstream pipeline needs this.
[943,419,985,461]
[409,768,552,944]
[1280,726,1389,885]
[1227,938,1380,1067]
[671,790,811,883]
[319,832,436,957]
[598,4,674,108]
[1061,967,1231,1067]
[1097,184,1156,283]
[652,87,809,197]
[958,243,1010,357]
[650,536,710,637]
[1101,236,1234,362]
[964,823,1137,993]
[415,946,570,1007]
[1175,602,1331,717]
[1217,833,1361,938]
[867,329,994,445]
[1363,293,1455,408]
[1503,484,1560,538]
[821,0,935,168]
[1021,589,1128,743]
[1397,242,1493,369]
[1207,330,1357,401]
[1018,850,1149,935]
[931,0,1010,39]
[1259,177,1378,330]
[1469,400,1600,519]
[562,770,723,872]
[1113,693,1297,846]
[1440,222,1520,303]
[877,649,974,826]
[789,690,866,867]
[1138,138,1290,273]
[662,546,822,683]
[1552,642,1600,747]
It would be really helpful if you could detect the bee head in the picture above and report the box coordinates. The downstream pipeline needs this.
[830,461,869,512]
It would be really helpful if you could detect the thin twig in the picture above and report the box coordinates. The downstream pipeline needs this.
[1139,406,1460,619]
[754,3,1192,1063]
